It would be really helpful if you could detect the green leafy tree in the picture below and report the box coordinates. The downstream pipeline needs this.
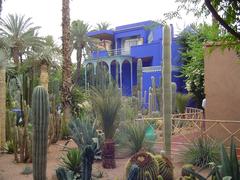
[178,23,220,106]
[94,22,111,31]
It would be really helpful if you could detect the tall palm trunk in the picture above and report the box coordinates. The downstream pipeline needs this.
[40,64,48,90]
[75,47,82,85]
[0,66,6,147]
[62,0,72,124]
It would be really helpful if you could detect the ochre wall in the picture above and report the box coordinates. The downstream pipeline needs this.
[204,46,240,146]
[205,46,240,120]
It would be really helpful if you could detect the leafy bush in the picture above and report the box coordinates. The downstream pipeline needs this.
[60,148,82,173]
[176,93,193,113]
[3,140,14,154]
[182,137,220,167]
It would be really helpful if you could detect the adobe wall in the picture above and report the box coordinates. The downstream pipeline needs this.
[204,46,240,146]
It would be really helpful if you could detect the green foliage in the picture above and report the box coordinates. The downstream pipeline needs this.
[70,86,86,117]
[155,155,174,180]
[90,83,121,139]
[182,137,220,167]
[181,164,195,178]
[3,140,14,154]
[178,24,220,106]
[220,139,240,180]
[69,117,97,151]
[60,148,82,173]
[116,122,154,154]
[126,152,159,180]
[176,93,193,113]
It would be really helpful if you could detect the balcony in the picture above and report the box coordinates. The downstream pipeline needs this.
[88,48,131,60]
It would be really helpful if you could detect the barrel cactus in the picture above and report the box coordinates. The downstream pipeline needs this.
[181,164,195,179]
[126,152,158,180]
[32,86,49,180]
[155,155,174,180]
[127,164,140,180]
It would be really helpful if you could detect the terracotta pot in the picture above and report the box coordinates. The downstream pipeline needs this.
[102,139,116,169]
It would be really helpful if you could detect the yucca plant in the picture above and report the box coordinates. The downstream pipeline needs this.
[182,137,220,168]
[90,82,121,168]
[117,122,154,154]
[60,148,82,173]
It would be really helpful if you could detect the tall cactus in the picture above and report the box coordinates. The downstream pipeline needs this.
[32,86,49,180]
[137,59,143,109]
[148,87,152,115]
[151,76,157,111]
[82,145,94,180]
[162,25,172,158]
[171,82,177,113]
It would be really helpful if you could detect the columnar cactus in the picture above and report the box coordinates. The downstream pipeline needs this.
[126,152,159,180]
[32,86,49,180]
[82,145,94,180]
[162,25,172,158]
[148,87,152,115]
[151,76,157,111]
[171,82,177,113]
[137,59,143,109]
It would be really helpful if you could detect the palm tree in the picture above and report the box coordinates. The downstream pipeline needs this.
[0,47,9,147]
[94,22,111,31]
[70,20,96,86]
[91,83,121,169]
[0,14,42,67]
[94,22,112,51]
[31,36,60,90]
[62,0,72,124]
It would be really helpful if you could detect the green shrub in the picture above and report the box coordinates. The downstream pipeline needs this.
[3,140,14,154]
[60,148,82,173]
[176,93,193,113]
[115,122,155,154]
[182,137,220,167]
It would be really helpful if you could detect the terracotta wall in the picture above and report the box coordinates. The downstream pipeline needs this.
[205,46,240,120]
[204,46,240,146]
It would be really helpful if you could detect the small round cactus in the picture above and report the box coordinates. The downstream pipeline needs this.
[155,155,174,180]
[126,152,158,180]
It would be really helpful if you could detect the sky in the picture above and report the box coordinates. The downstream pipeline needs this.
[1,0,207,44]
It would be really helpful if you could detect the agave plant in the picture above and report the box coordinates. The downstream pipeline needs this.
[69,116,102,160]
[182,137,220,168]
[90,83,121,168]
[60,148,82,173]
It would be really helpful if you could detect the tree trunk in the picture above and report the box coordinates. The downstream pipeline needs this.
[75,48,82,86]
[40,64,49,90]
[102,139,116,169]
[0,67,6,147]
[62,0,72,123]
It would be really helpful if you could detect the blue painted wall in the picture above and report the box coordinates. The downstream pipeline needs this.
[87,21,185,103]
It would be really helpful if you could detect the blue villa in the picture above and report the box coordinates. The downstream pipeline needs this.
[83,20,184,107]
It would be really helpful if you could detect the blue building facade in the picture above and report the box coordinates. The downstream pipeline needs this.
[84,21,185,107]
